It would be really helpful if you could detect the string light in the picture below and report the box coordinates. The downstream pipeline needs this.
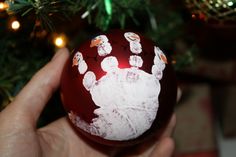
[228,1,234,6]
[0,2,9,11]
[53,34,67,48]
[11,20,20,30]
[185,0,236,23]
[172,60,177,65]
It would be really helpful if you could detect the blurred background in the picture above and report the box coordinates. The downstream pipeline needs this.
[0,0,236,156]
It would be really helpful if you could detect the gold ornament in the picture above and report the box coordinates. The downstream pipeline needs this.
[185,0,236,24]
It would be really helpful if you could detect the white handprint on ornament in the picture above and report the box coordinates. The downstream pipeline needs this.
[152,46,168,80]
[72,51,88,74]
[70,33,166,141]
[90,35,112,56]
[124,32,142,54]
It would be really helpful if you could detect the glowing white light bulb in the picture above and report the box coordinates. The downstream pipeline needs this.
[0,2,8,10]
[55,38,63,46]
[54,35,67,48]
[227,1,234,6]
[11,20,20,30]
[0,3,4,9]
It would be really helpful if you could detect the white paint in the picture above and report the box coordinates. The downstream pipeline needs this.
[91,35,112,56]
[129,42,142,54]
[78,60,88,74]
[83,71,96,91]
[73,52,83,66]
[124,32,141,42]
[129,55,143,68]
[154,46,167,64]
[69,68,160,140]
[70,33,167,141]
[152,65,163,80]
[154,55,166,71]
[152,46,166,80]
[124,32,142,54]
[101,56,119,73]
[73,52,88,74]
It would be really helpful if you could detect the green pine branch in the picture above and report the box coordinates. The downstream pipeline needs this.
[7,0,152,31]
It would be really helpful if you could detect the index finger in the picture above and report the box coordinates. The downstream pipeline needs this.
[2,48,69,128]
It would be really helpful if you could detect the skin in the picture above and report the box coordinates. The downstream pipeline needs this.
[0,48,176,157]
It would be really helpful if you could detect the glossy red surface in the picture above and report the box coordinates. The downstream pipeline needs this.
[60,30,177,146]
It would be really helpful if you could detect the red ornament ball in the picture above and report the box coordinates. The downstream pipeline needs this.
[60,30,177,146]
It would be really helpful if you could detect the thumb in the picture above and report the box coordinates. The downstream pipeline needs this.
[150,137,175,157]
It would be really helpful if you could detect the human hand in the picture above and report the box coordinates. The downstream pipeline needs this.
[0,48,176,157]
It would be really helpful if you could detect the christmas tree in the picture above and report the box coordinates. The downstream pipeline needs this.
[0,0,216,125]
